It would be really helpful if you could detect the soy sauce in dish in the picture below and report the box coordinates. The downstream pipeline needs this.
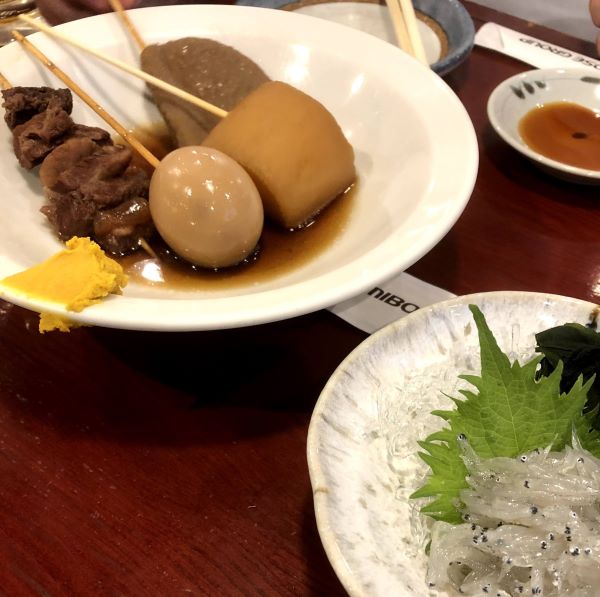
[518,101,600,170]
[117,125,356,291]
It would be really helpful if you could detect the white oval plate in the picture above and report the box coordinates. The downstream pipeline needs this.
[487,68,600,184]
[0,5,477,331]
[307,291,598,596]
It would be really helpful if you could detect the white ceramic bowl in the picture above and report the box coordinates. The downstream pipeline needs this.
[307,291,598,596]
[487,68,600,184]
[0,5,477,331]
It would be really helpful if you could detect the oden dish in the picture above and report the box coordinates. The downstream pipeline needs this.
[0,5,477,331]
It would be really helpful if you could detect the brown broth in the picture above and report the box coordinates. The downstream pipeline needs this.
[116,125,356,291]
[519,101,600,170]
[118,123,175,173]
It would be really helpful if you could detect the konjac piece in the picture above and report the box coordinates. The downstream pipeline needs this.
[141,38,269,146]
[203,81,356,229]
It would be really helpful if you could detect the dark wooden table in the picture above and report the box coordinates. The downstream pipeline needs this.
[1,3,599,595]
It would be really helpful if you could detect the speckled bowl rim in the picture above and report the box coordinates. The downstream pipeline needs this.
[487,68,600,181]
[307,290,598,597]
[418,0,474,76]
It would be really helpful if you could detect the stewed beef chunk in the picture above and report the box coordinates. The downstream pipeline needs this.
[53,144,131,192]
[50,144,150,208]
[69,124,112,146]
[40,137,99,189]
[4,84,154,256]
[40,127,114,189]
[1,86,72,130]
[41,142,151,245]
[93,197,154,255]
[41,195,98,240]
[81,166,149,208]
[12,95,74,169]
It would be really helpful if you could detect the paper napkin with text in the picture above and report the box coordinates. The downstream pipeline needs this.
[475,23,600,71]
[329,272,455,334]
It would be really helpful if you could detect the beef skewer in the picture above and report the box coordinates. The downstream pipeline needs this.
[8,31,158,258]
[13,30,159,169]
[19,14,228,119]
[1,62,108,172]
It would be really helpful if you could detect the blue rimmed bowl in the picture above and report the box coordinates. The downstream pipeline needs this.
[235,0,474,75]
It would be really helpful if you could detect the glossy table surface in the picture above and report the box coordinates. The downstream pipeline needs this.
[1,2,599,595]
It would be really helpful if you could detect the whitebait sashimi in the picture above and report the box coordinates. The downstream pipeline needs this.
[427,439,600,595]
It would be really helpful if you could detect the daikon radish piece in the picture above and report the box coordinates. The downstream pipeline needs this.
[203,81,355,229]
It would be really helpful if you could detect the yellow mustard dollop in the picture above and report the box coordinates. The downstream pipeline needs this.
[1,237,128,332]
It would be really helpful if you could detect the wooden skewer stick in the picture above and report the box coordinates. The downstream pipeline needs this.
[398,0,428,66]
[12,30,160,169]
[18,14,228,119]
[0,71,12,90]
[108,0,146,51]
[138,238,157,259]
[384,0,413,58]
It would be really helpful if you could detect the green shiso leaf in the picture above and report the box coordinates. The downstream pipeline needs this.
[410,304,600,524]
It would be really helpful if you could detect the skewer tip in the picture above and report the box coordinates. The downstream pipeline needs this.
[108,0,146,51]
[139,238,158,259]
[0,69,12,90]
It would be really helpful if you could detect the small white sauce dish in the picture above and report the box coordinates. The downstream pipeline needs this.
[487,68,600,184]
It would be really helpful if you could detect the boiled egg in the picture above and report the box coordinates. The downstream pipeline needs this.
[149,146,263,268]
